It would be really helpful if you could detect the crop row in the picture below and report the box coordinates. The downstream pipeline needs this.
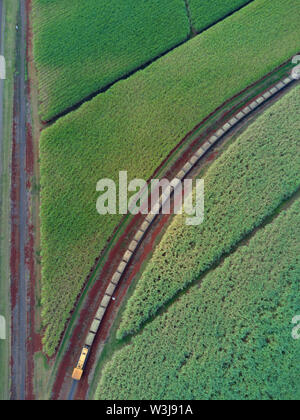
[117,83,300,339]
[96,195,300,400]
[188,0,252,32]
[32,0,258,122]
[32,0,190,121]
[39,0,300,355]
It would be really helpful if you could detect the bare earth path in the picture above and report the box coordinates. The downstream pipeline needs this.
[10,0,27,401]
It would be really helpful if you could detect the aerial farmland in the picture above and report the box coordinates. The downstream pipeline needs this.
[0,0,299,403]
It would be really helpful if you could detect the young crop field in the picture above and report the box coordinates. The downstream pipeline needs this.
[188,0,252,32]
[96,196,300,400]
[117,84,300,338]
[39,0,300,356]
[31,0,190,121]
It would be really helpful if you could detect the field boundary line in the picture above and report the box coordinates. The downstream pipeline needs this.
[183,0,197,37]
[42,0,256,126]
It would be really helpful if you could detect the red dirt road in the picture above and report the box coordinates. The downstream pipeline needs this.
[25,0,43,401]
[10,0,27,399]
[10,0,40,400]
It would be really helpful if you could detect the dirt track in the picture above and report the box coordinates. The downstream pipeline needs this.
[10,0,28,400]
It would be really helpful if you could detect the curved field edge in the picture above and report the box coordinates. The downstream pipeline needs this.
[39,0,300,356]
[31,0,190,122]
[95,196,300,400]
[117,83,300,339]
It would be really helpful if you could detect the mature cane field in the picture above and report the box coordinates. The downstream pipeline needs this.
[96,197,300,400]
[39,0,300,355]
[117,84,300,339]
[32,0,190,121]
[31,0,256,122]
[189,0,252,32]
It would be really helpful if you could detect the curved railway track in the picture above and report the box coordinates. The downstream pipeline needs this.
[69,73,296,398]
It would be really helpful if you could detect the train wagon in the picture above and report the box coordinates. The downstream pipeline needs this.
[72,346,89,381]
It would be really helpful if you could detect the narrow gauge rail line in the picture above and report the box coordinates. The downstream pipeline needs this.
[71,74,296,386]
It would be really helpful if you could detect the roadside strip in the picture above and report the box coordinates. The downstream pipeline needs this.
[10,0,27,400]
[0,0,18,401]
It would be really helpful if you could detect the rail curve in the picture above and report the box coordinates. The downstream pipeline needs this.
[72,74,296,380]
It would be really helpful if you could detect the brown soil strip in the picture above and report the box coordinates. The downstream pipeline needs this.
[25,0,43,400]
[10,101,20,399]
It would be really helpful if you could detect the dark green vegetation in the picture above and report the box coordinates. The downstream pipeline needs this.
[188,0,251,32]
[31,0,259,121]
[118,84,300,338]
[96,197,300,400]
[39,0,300,355]
[32,0,190,121]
